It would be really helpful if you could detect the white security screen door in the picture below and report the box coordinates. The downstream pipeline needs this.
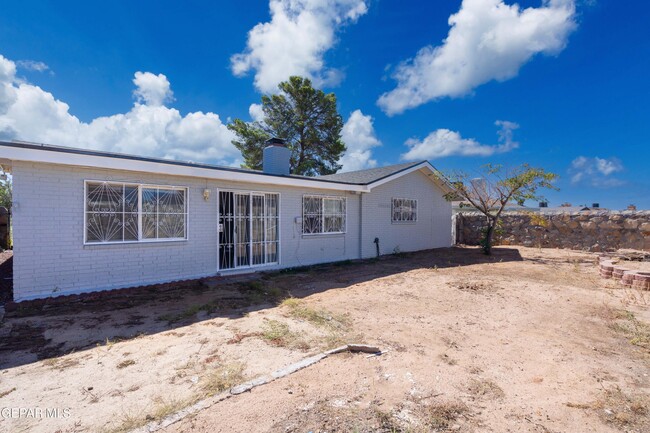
[218,191,279,270]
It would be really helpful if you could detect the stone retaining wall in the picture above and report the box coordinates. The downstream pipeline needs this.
[455,211,650,252]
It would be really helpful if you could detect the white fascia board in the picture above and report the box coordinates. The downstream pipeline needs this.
[366,161,454,194]
[2,145,369,193]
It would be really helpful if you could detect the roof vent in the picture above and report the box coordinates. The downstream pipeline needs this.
[539,201,548,208]
[263,138,291,176]
[592,203,599,208]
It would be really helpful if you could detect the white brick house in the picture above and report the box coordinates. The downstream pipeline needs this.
[0,140,453,302]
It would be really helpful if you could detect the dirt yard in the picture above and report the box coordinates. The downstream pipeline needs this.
[0,246,648,433]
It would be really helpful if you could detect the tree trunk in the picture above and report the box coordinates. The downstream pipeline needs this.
[483,221,495,255]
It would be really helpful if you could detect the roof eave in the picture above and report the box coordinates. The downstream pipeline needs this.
[366,161,455,195]
[0,142,369,192]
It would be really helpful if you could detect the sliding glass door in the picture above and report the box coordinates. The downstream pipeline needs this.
[219,191,279,270]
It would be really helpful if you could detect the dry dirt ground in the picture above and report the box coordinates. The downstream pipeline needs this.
[0,246,649,433]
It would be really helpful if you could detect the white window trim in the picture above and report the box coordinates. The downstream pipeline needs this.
[302,195,347,236]
[216,188,281,271]
[391,197,418,224]
[83,180,189,245]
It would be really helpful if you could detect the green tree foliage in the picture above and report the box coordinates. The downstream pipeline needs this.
[228,76,346,176]
[0,176,11,210]
[447,164,558,255]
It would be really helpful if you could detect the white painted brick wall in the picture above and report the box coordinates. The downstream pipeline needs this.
[11,162,450,301]
[360,170,452,258]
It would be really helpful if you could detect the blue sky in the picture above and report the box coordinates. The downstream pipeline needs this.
[0,0,648,209]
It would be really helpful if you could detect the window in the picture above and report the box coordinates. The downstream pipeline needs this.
[85,181,188,244]
[303,195,346,234]
[392,198,417,223]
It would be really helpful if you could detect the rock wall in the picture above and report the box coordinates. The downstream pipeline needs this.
[455,211,650,252]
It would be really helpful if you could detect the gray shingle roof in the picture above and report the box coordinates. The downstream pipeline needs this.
[316,161,424,184]
[1,140,435,187]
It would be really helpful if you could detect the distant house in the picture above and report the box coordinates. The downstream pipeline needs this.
[538,203,606,213]
[452,200,537,214]
[539,206,591,214]
[0,139,454,302]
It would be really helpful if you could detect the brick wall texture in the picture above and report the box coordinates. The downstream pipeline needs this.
[11,161,452,301]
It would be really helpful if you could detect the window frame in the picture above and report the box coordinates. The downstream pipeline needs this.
[83,180,189,245]
[302,195,347,236]
[391,197,418,224]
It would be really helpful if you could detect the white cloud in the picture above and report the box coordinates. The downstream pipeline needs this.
[249,103,265,122]
[16,60,50,73]
[0,55,17,116]
[378,0,577,115]
[132,71,174,106]
[570,156,624,187]
[231,0,368,93]
[0,54,240,166]
[401,120,519,160]
[339,109,381,171]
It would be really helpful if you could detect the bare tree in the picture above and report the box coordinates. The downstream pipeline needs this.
[447,164,558,255]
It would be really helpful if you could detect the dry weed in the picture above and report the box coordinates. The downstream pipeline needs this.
[439,353,458,366]
[467,378,505,399]
[261,320,310,350]
[601,306,650,351]
[158,301,220,324]
[200,362,247,397]
[101,396,194,433]
[422,400,469,431]
[281,298,351,331]
[42,356,80,371]
[0,387,16,398]
[450,280,499,293]
[116,359,136,369]
[592,385,650,431]
[226,331,261,345]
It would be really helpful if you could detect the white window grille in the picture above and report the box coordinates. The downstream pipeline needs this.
[302,195,346,234]
[85,181,188,244]
[391,198,417,223]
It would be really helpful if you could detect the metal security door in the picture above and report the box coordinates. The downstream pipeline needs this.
[234,193,251,267]
[218,191,279,270]
[219,191,235,270]
[251,194,265,266]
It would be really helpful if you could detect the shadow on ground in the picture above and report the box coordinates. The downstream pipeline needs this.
[0,246,522,369]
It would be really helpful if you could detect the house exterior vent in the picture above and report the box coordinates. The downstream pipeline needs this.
[263,138,291,176]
